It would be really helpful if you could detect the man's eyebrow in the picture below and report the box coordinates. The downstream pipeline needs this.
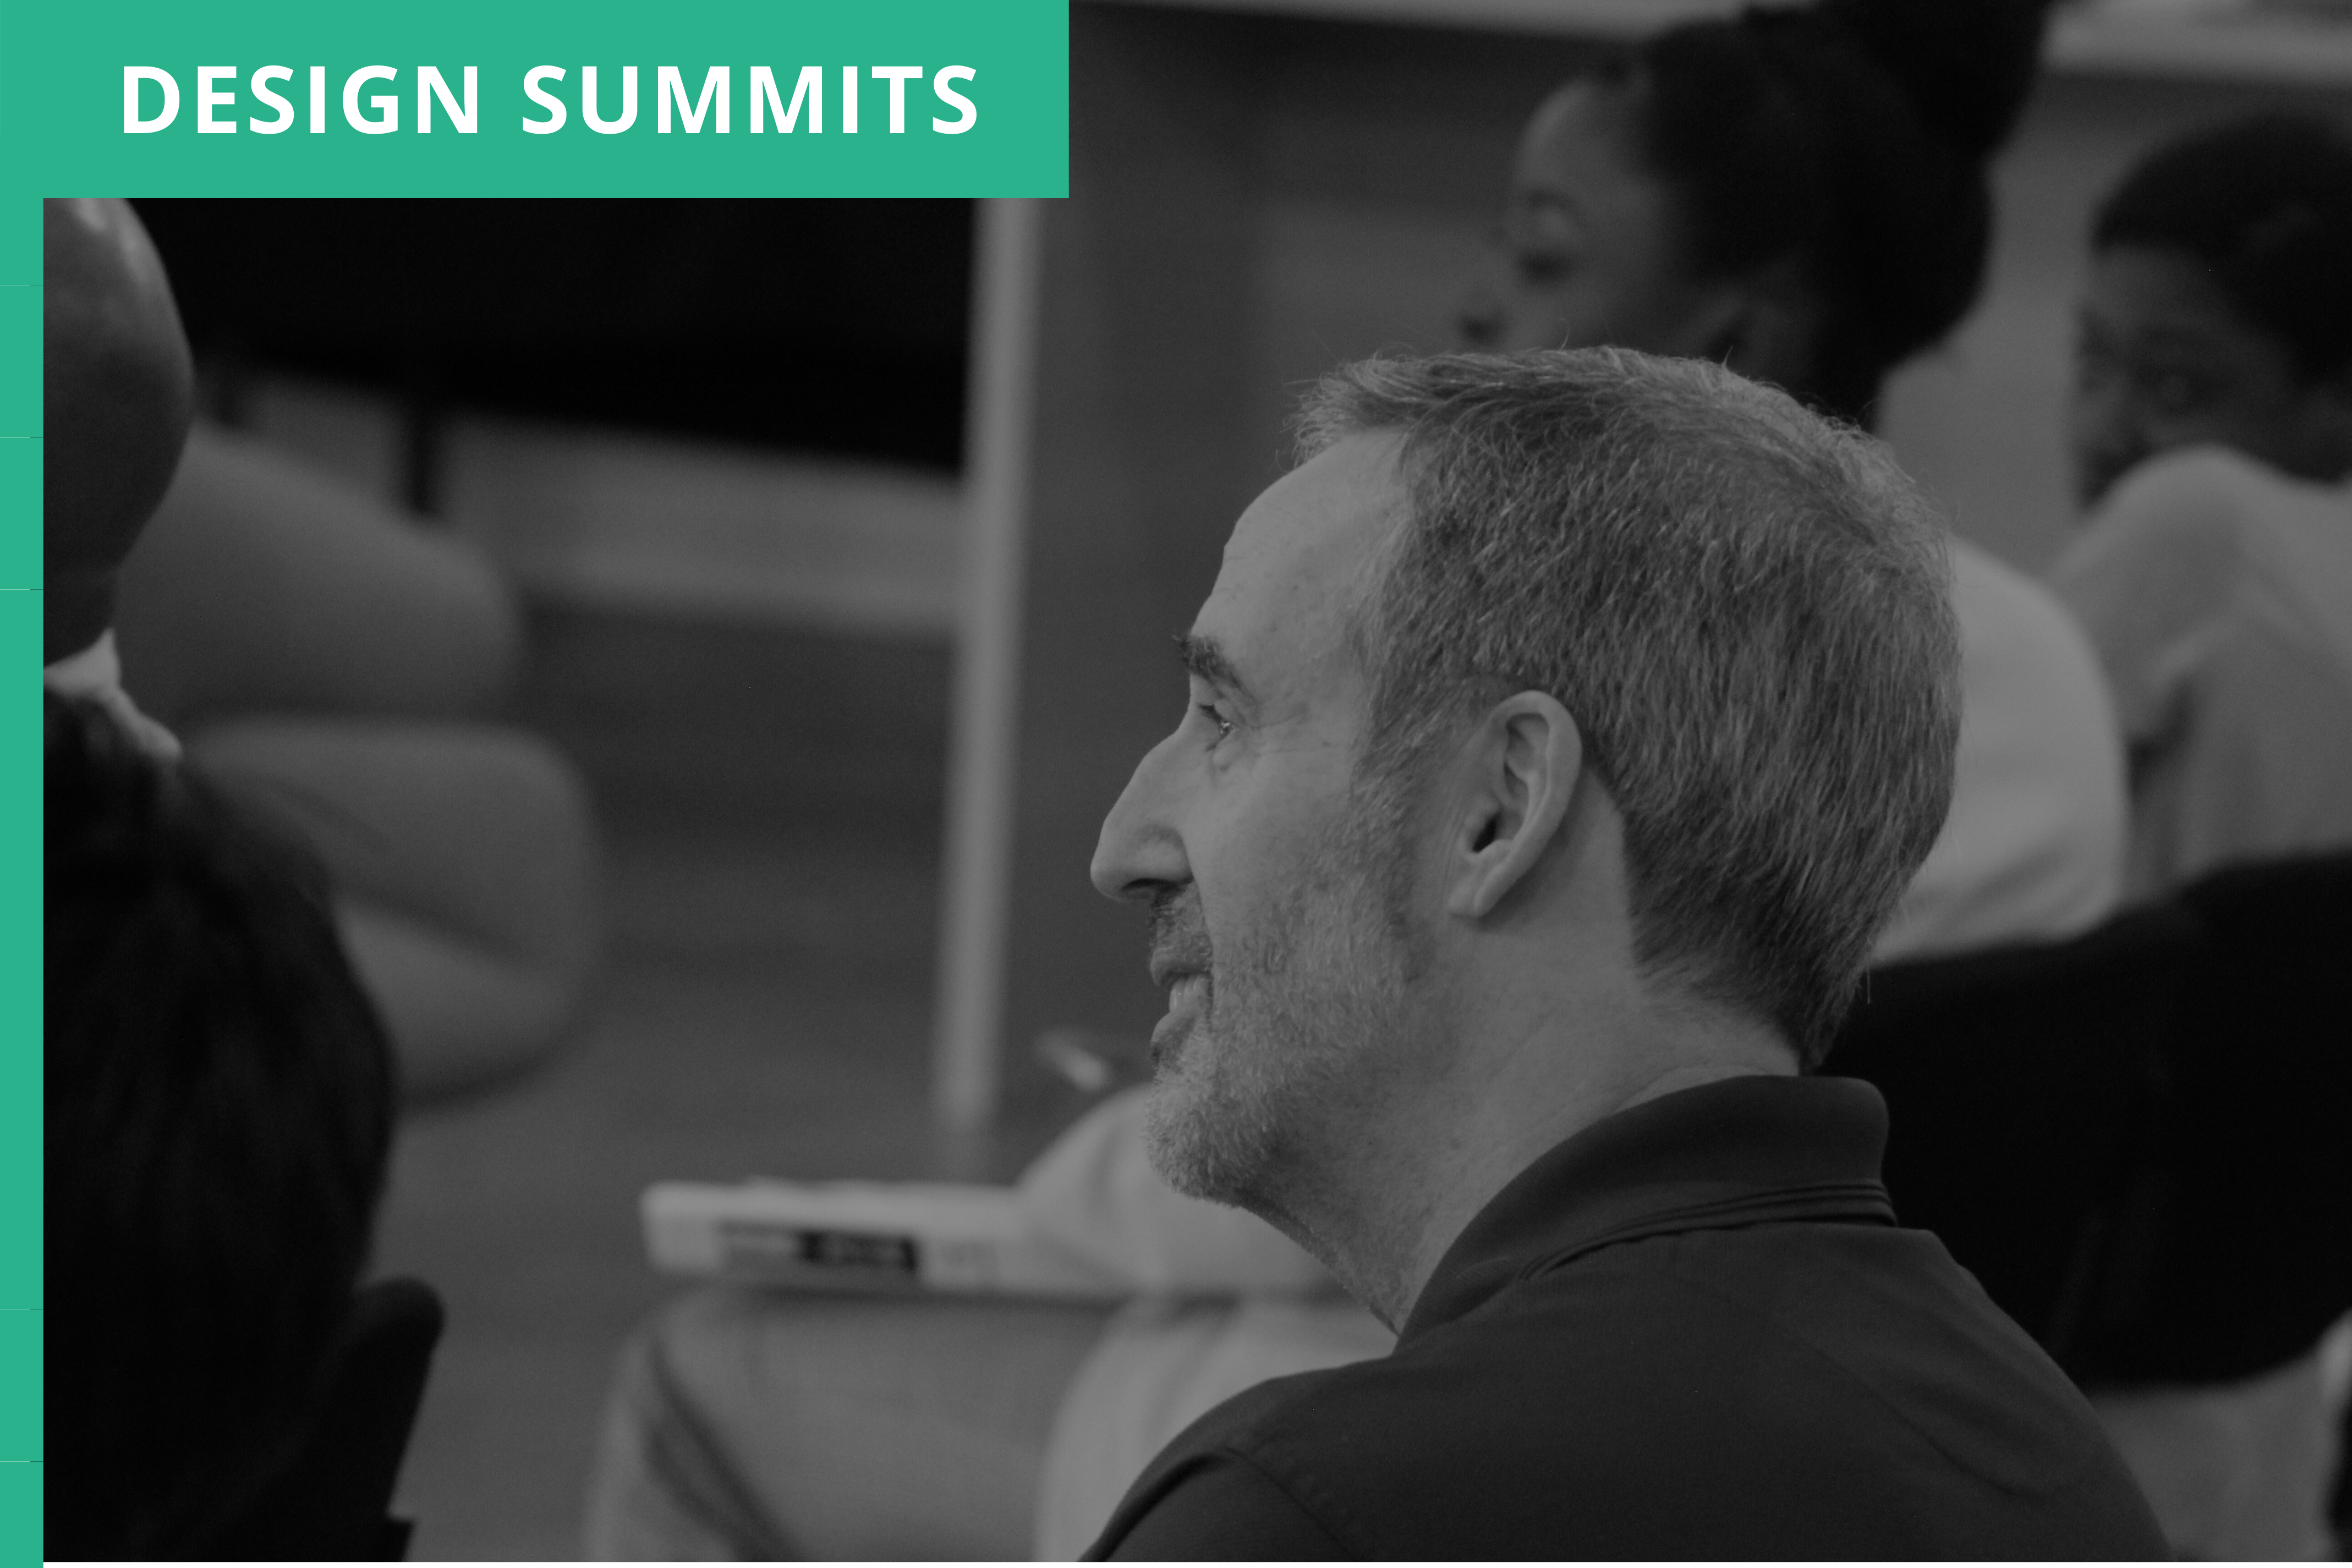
[1175,633,1256,704]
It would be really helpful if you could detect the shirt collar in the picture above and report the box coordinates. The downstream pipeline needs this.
[1401,1074,1896,1342]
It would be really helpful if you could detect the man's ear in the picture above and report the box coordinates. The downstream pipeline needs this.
[1443,692,1584,920]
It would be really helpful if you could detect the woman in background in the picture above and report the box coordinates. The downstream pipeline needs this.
[586,2,2123,1558]
[2051,112,2352,1562]
[1456,0,2123,965]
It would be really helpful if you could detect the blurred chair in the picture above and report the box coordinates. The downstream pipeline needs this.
[1824,899,2202,1367]
[2077,851,2352,1385]
[1828,856,2352,1558]
[117,424,603,1103]
[114,424,523,728]
[190,718,601,1103]
[200,1278,447,1561]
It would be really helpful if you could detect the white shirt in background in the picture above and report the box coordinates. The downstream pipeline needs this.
[1876,535,2126,962]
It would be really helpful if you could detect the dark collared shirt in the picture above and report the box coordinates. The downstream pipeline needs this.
[1088,1075,2167,1560]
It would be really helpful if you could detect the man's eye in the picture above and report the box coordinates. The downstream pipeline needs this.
[1195,703,1235,744]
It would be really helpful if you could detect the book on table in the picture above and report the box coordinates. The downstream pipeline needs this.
[641,1179,1132,1298]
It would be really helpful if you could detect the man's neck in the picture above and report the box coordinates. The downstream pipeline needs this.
[1273,1009,1796,1330]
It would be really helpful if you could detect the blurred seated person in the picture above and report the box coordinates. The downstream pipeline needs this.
[47,195,600,1101]
[2049,112,2352,1562]
[584,2,2135,1557]
[46,692,395,1559]
[2054,113,2352,897]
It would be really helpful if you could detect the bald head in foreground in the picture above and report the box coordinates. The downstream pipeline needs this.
[1085,349,2165,1559]
[45,198,193,667]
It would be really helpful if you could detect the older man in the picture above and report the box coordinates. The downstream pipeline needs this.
[583,347,2160,1559]
[1073,348,2163,1559]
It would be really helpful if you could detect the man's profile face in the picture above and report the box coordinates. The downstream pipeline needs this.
[1090,433,1426,1213]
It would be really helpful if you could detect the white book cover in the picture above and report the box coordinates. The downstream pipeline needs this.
[641,1179,1133,1298]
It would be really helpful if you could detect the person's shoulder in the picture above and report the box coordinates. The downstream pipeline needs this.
[1087,1364,1363,1559]
[1172,1225,2163,1557]
[2046,446,2293,644]
[1090,1446,1348,1560]
[2120,442,2325,511]
[2067,444,2291,567]
[1944,534,2108,683]
[1211,1226,1999,1463]
[1947,531,2049,617]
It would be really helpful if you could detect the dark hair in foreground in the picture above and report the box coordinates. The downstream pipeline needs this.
[2093,113,2352,381]
[45,693,394,1560]
[1300,348,1961,1066]
[1596,0,2051,421]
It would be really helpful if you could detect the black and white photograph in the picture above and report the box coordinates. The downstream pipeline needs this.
[42,0,2352,1559]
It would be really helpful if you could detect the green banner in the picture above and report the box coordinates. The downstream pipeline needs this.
[3,1,1068,201]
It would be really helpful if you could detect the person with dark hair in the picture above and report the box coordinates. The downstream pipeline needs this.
[1084,347,2160,1556]
[45,690,396,1559]
[2069,113,2352,513]
[1459,0,2126,968]
[2047,112,2352,1561]
[1459,0,2047,426]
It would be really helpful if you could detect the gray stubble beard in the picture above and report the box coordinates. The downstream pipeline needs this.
[1142,792,1422,1221]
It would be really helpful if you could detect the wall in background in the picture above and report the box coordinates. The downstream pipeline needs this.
[232,375,962,639]
[138,199,975,475]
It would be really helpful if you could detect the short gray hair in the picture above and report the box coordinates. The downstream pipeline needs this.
[1299,347,1959,1066]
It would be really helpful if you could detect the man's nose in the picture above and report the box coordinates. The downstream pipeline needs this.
[1091,734,1191,903]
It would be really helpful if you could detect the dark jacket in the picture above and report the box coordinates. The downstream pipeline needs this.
[1088,1074,2167,1560]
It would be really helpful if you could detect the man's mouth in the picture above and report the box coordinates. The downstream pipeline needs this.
[1149,967,1211,1061]
[1145,886,1213,1062]
[1149,953,1200,988]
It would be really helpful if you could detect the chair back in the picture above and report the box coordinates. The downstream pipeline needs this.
[1825,901,2203,1369]
[2083,851,2352,1383]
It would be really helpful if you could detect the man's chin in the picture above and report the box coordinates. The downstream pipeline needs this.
[1141,1058,1244,1205]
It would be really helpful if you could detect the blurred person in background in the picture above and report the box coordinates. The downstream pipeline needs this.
[2050,111,2352,1562]
[47,195,601,1102]
[45,692,396,1559]
[2057,113,2352,897]
[584,0,2139,1558]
